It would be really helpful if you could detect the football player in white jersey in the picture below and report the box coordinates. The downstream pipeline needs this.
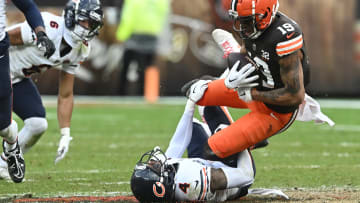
[0,0,103,180]
[0,0,55,183]
[130,99,256,202]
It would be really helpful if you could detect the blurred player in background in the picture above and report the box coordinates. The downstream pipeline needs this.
[0,0,104,180]
[183,0,311,161]
[115,0,169,95]
[0,0,55,183]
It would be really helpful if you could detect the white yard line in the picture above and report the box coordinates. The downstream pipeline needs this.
[325,124,360,132]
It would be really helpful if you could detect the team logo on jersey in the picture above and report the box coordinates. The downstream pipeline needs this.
[153,182,165,198]
[261,50,270,61]
[252,44,256,51]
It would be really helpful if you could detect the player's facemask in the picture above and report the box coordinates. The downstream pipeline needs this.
[73,10,103,41]
[229,10,264,40]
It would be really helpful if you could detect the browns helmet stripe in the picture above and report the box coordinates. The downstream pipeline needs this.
[252,0,255,15]
[231,0,238,11]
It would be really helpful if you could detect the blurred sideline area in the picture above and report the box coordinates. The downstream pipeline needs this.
[7,0,360,102]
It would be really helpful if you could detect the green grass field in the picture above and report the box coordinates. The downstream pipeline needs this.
[0,99,359,201]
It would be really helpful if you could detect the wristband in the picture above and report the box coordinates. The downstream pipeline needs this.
[60,127,70,136]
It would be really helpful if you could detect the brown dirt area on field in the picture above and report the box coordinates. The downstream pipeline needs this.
[241,188,360,203]
[8,189,360,202]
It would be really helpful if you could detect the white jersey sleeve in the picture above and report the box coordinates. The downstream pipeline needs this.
[20,21,36,45]
[165,100,195,158]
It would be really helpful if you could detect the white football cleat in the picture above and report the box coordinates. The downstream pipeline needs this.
[212,29,241,58]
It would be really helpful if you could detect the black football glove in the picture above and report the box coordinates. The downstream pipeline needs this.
[36,31,56,59]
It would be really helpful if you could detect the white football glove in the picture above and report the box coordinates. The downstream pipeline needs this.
[188,80,211,103]
[224,60,259,89]
[55,128,73,164]
[212,29,241,58]
[237,88,253,102]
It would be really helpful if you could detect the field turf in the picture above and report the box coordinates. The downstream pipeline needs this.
[0,99,359,201]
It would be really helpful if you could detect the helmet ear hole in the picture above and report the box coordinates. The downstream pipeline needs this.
[64,1,76,30]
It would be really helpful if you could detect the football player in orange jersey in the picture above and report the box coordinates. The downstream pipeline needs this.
[184,0,310,161]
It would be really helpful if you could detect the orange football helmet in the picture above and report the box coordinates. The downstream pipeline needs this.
[225,0,279,39]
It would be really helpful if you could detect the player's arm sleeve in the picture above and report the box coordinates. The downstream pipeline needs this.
[19,21,37,45]
[12,0,45,30]
[276,34,303,57]
[221,150,255,188]
[165,100,195,159]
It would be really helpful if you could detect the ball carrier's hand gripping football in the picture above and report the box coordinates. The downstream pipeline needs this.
[55,128,73,164]
[225,61,259,102]
[213,29,259,102]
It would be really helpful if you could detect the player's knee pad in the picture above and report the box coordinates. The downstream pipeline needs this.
[19,117,48,152]
[0,121,18,141]
[24,117,48,135]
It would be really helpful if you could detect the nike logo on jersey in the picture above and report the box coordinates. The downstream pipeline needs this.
[0,55,5,59]
[286,32,295,39]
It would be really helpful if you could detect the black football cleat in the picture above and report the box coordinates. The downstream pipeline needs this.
[2,140,25,183]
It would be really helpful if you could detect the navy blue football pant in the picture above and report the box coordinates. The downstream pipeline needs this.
[187,106,231,158]
[0,34,12,130]
[13,78,46,120]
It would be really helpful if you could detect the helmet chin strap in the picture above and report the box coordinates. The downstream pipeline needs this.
[64,27,82,47]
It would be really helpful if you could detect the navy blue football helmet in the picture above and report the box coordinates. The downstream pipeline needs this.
[64,0,104,41]
[130,147,176,202]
